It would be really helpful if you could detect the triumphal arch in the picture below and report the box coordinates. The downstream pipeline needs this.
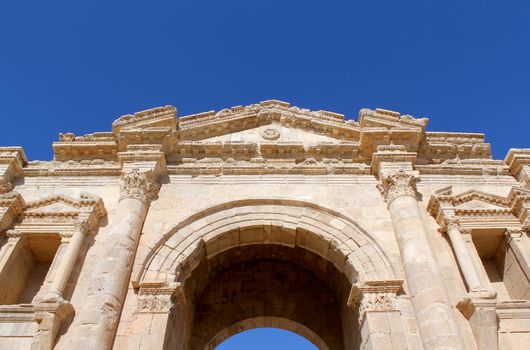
[0,100,529,350]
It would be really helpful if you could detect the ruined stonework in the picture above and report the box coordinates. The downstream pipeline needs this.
[0,100,529,350]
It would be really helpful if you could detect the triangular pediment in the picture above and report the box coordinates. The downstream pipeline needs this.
[202,123,343,145]
[178,100,361,142]
[451,190,510,208]
[51,99,492,167]
[25,195,83,213]
[112,105,178,133]
[454,199,507,210]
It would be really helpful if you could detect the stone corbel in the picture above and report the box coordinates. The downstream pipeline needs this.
[347,280,403,324]
[136,282,186,314]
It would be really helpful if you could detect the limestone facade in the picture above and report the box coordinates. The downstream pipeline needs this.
[0,100,529,349]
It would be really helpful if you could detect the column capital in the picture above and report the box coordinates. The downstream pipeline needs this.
[505,228,524,241]
[460,227,473,236]
[377,169,419,204]
[74,221,92,236]
[6,229,26,241]
[119,169,160,204]
[440,216,461,233]
[347,280,403,323]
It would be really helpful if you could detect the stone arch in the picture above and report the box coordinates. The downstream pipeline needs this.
[135,199,397,286]
[125,200,406,350]
[205,317,329,350]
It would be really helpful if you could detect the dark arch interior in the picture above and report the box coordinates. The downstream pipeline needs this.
[164,235,361,350]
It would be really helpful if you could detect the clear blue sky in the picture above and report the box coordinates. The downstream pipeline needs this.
[0,1,529,346]
[216,328,317,350]
[1,1,529,162]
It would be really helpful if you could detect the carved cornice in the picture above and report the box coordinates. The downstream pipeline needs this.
[1,101,513,179]
[505,149,530,186]
[24,160,121,177]
[419,132,491,163]
[166,158,370,176]
[377,170,419,204]
[416,159,509,176]
[119,169,159,204]
[112,105,178,133]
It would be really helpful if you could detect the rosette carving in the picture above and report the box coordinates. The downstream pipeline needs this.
[119,169,159,204]
[377,170,419,204]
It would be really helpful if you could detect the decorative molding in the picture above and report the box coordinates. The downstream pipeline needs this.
[40,101,495,172]
[119,169,160,204]
[347,280,403,323]
[428,185,530,231]
[5,193,106,241]
[377,170,419,204]
[136,282,185,314]
[24,159,121,177]
[496,301,530,320]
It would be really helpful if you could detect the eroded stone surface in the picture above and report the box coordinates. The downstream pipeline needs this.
[0,100,528,350]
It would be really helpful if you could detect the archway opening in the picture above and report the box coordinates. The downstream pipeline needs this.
[215,327,318,350]
[165,229,360,350]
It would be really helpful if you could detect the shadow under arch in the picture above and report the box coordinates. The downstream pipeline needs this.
[206,317,329,350]
[127,199,404,350]
[132,198,398,286]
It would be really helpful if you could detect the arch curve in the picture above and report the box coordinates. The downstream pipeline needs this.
[135,199,396,286]
[206,317,329,350]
